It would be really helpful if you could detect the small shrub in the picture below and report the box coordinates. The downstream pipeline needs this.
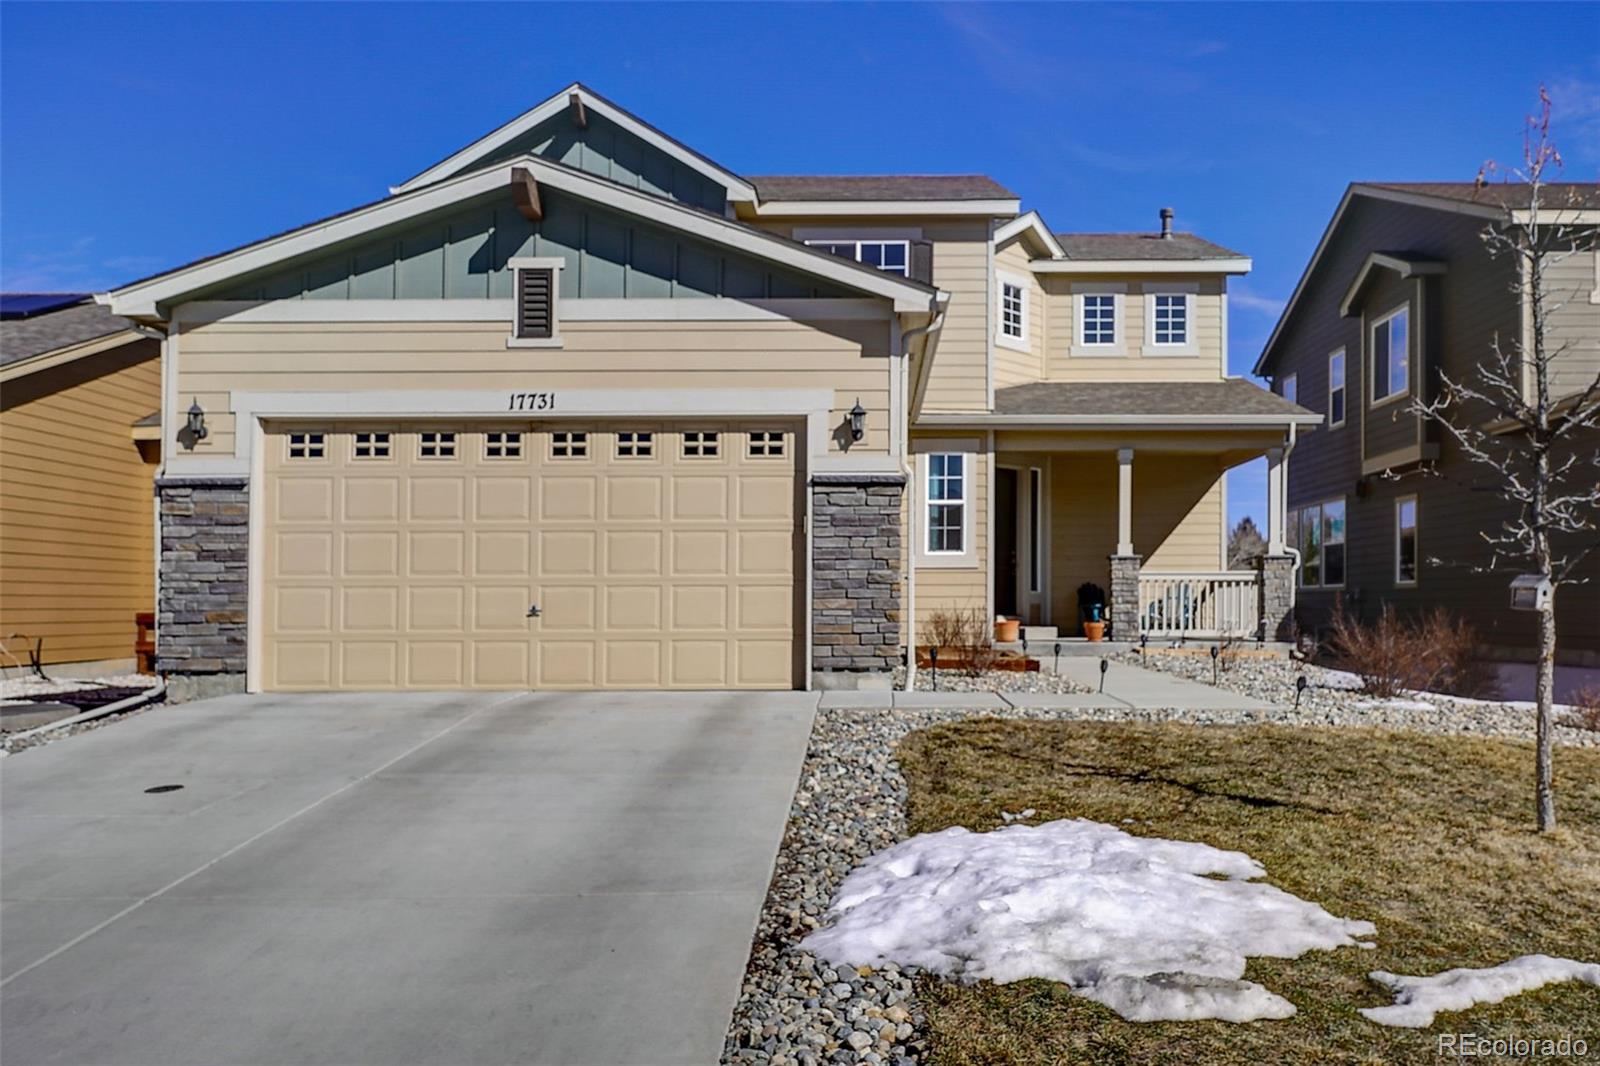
[1325,606,1497,700]
[924,606,998,677]
[1562,686,1600,732]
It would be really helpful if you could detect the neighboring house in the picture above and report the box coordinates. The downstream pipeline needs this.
[1255,182,1600,666]
[101,82,1315,696]
[0,294,162,675]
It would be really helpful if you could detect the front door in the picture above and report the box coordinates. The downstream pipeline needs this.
[995,467,1018,618]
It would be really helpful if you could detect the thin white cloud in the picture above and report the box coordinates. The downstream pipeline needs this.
[1228,289,1288,317]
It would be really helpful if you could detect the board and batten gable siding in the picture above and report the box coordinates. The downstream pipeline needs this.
[0,341,161,666]
[1543,245,1600,399]
[1041,275,1228,382]
[474,110,730,213]
[173,315,895,458]
[993,239,1046,388]
[207,190,856,304]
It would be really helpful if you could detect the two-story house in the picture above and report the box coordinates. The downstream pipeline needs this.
[102,83,1315,697]
[1256,182,1600,666]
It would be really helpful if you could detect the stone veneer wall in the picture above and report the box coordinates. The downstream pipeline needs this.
[157,477,249,699]
[1259,554,1296,642]
[811,473,904,684]
[1108,554,1142,641]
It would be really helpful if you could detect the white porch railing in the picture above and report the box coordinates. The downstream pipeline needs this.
[1138,571,1261,639]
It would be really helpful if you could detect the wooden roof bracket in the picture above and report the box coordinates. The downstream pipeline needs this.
[511,167,543,222]
[568,92,588,129]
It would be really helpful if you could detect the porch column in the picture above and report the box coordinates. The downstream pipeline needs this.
[1116,448,1134,555]
[1265,446,1286,553]
[1109,448,1141,640]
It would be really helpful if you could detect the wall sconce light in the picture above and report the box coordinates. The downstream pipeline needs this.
[186,399,208,441]
[849,398,867,443]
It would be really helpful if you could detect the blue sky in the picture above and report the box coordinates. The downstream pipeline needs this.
[4,2,1596,524]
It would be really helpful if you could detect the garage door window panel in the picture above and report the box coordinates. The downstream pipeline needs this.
[419,431,458,459]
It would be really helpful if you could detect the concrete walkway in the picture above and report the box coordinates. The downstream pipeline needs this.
[820,657,1280,712]
[1,690,815,1066]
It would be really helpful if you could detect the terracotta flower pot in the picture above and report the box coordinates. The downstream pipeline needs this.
[994,618,1020,643]
[1083,620,1105,642]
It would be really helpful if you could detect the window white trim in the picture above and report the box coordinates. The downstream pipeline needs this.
[913,444,978,569]
[803,238,910,277]
[1281,373,1298,406]
[506,256,566,348]
[1071,283,1126,356]
[1395,494,1419,586]
[996,270,1030,351]
[1141,287,1199,356]
[1370,303,1411,408]
[1327,348,1347,428]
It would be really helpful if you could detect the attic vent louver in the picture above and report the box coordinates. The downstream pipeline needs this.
[517,266,554,339]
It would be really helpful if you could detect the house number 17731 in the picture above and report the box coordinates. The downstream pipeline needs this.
[507,392,557,411]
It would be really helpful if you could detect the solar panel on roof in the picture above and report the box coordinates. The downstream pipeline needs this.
[0,293,89,319]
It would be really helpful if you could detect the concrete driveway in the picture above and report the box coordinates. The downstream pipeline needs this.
[0,690,816,1066]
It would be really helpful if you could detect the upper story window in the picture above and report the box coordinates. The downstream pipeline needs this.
[1151,294,1188,345]
[804,239,909,277]
[1281,374,1297,405]
[997,273,1028,349]
[1080,294,1117,346]
[926,453,967,554]
[1328,349,1346,427]
[1372,306,1410,403]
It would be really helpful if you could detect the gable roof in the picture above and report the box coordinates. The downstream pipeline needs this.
[104,153,938,319]
[0,298,139,369]
[392,82,758,203]
[1338,252,1447,317]
[995,211,1065,258]
[1252,180,1600,376]
[749,174,1015,202]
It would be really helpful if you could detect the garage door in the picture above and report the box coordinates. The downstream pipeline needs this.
[262,421,801,690]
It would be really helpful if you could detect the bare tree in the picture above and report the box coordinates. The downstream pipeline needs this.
[1228,515,1267,570]
[1411,88,1600,832]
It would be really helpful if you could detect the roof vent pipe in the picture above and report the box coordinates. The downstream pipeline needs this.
[1159,207,1174,238]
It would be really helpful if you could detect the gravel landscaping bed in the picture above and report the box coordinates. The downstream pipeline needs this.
[1,675,164,755]
[890,666,1094,694]
[1119,650,1599,748]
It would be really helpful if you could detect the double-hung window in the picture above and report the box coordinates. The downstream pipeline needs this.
[926,454,966,555]
[804,239,910,277]
[1328,349,1346,427]
[997,273,1028,348]
[1152,294,1188,345]
[1081,294,1117,346]
[1395,495,1419,585]
[1372,306,1410,403]
[1281,374,1298,405]
[1294,499,1345,588]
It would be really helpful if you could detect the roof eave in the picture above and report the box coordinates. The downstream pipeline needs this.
[747,198,1021,218]
[915,412,1323,428]
[995,211,1065,258]
[1029,257,1252,275]
[105,155,936,319]
[0,328,148,384]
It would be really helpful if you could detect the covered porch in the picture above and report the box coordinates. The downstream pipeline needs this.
[927,380,1319,642]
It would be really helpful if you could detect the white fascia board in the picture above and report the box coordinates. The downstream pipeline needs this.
[750,199,1021,218]
[392,83,757,202]
[995,211,1064,258]
[111,156,938,318]
[914,412,1325,428]
[1029,257,1253,275]
[172,297,892,326]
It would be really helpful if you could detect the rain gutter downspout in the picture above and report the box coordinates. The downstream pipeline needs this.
[897,295,948,692]
[1280,422,1302,611]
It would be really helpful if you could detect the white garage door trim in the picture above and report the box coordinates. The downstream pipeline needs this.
[242,391,831,693]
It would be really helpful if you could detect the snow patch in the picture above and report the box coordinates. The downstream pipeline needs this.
[1352,698,1438,712]
[1359,954,1600,1028]
[801,818,1376,1023]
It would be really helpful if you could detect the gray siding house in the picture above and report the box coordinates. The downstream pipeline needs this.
[1256,182,1600,666]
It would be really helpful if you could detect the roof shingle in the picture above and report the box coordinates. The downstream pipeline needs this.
[1361,181,1600,210]
[749,175,1016,202]
[0,299,137,367]
[1053,232,1245,261]
[993,379,1312,419]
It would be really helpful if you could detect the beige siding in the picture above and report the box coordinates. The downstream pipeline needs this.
[1042,275,1228,382]
[910,435,989,640]
[1046,451,1226,625]
[1543,248,1600,400]
[176,316,893,457]
[993,239,1045,388]
[0,343,161,666]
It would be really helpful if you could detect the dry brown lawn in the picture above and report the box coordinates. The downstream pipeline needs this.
[896,721,1600,1065]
